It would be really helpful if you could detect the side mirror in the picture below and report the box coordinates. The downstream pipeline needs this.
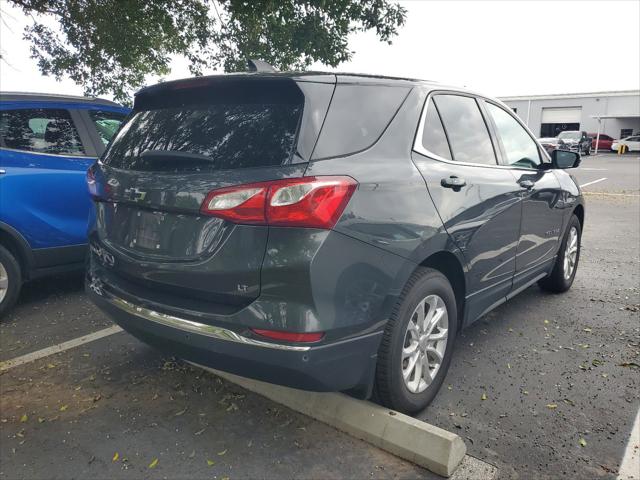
[551,149,581,169]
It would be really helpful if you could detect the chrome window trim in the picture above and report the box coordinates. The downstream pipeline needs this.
[0,146,96,160]
[412,89,547,172]
[93,283,312,352]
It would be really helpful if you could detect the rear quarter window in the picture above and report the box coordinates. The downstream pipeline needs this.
[311,84,410,160]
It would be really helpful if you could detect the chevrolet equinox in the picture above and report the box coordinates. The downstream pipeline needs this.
[86,70,584,413]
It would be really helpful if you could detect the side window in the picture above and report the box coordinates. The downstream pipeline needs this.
[88,110,127,146]
[485,103,541,169]
[432,94,497,165]
[420,99,452,160]
[0,108,85,156]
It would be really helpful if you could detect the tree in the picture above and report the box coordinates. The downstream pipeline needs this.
[7,0,406,103]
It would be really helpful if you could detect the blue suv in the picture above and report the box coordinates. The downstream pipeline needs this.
[0,92,129,316]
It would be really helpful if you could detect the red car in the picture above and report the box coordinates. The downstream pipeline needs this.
[589,133,615,150]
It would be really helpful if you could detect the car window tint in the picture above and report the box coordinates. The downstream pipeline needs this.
[421,99,452,159]
[312,84,410,160]
[432,95,496,165]
[485,103,541,169]
[103,103,302,172]
[88,110,128,146]
[0,108,85,156]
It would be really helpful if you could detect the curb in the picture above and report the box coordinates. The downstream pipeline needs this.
[192,364,467,477]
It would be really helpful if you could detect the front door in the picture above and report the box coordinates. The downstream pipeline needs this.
[482,101,565,295]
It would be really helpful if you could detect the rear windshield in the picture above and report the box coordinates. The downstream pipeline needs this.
[103,103,302,172]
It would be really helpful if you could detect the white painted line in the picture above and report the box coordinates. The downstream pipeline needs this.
[617,408,640,480]
[580,177,607,188]
[0,325,123,372]
[579,168,608,171]
[583,192,640,198]
[192,363,468,477]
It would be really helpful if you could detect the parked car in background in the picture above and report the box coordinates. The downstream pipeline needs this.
[0,92,130,316]
[588,133,615,151]
[86,70,585,414]
[538,137,560,154]
[611,135,640,152]
[557,130,591,155]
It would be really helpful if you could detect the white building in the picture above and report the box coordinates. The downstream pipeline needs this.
[500,90,640,140]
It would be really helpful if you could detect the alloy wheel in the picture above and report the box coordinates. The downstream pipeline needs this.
[564,226,579,279]
[0,260,8,304]
[401,294,449,393]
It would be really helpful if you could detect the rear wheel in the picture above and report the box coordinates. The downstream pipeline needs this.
[538,215,581,293]
[375,268,457,414]
[0,245,21,318]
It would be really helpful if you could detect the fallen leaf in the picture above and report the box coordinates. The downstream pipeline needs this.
[507,363,511,369]
[226,403,238,412]
[47,364,56,369]
[194,428,206,436]
[583,328,592,332]
[37,417,45,423]
[19,414,28,423]
[112,452,119,462]
[619,362,640,369]
[188,450,195,459]
[579,438,587,447]
[546,404,558,409]
[206,459,215,466]
[174,408,187,416]
[59,405,68,412]
[481,393,487,401]
[217,449,227,456]
[544,319,549,325]
[148,458,158,469]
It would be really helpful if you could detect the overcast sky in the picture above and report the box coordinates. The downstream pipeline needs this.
[1,0,639,100]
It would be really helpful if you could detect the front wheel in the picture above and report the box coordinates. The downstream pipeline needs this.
[0,245,22,318]
[375,268,457,414]
[538,215,581,293]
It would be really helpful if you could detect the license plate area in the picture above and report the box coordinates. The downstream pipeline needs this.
[132,210,162,250]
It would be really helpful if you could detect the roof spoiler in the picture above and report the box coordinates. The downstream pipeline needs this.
[247,59,278,73]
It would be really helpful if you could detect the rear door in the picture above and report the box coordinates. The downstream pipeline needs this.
[483,100,564,293]
[0,105,97,266]
[412,92,522,324]
[90,76,334,307]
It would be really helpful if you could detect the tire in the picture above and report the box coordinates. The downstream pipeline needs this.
[375,267,457,414]
[538,215,581,293]
[0,244,22,318]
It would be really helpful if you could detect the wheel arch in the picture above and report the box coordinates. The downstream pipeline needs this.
[419,250,466,331]
[0,222,34,280]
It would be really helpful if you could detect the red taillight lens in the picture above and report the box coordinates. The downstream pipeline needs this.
[201,183,268,224]
[251,328,324,343]
[200,176,357,229]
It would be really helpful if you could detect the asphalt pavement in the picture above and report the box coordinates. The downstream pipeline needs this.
[1,153,638,479]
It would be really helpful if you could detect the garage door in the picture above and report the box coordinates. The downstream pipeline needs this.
[541,107,582,123]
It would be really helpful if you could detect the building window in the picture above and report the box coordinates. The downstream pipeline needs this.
[621,128,633,139]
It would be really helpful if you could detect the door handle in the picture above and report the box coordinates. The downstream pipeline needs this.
[441,176,466,191]
[519,179,535,189]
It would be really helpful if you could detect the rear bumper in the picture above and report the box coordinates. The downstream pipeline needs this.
[87,277,382,393]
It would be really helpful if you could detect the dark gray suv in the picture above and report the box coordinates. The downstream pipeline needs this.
[86,72,584,413]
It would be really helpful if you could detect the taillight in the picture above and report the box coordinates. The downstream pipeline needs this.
[86,166,98,197]
[251,328,324,343]
[200,176,357,229]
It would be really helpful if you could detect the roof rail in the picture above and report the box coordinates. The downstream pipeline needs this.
[247,59,278,73]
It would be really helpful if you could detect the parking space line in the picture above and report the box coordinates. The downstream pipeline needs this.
[580,177,607,188]
[618,408,640,480]
[0,325,123,372]
[580,168,608,171]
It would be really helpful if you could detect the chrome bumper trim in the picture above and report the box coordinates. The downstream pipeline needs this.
[92,281,311,352]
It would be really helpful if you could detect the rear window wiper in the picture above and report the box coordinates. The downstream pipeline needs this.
[138,150,216,170]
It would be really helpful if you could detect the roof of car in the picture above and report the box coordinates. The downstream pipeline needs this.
[135,71,450,97]
[0,91,124,107]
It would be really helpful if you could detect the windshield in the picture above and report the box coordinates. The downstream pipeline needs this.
[102,103,302,172]
[558,131,581,140]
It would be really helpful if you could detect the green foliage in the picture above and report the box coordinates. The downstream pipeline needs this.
[9,0,406,104]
